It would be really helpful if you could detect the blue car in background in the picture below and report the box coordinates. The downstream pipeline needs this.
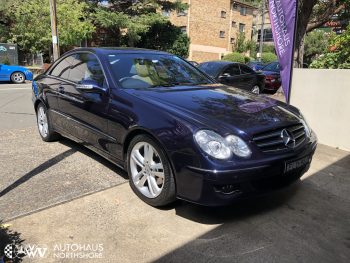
[0,64,33,83]
[247,61,265,71]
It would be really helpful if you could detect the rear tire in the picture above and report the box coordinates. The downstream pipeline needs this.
[11,72,25,84]
[36,103,60,142]
[127,135,176,207]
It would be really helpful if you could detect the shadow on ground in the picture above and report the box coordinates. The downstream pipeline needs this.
[58,138,128,180]
[155,154,350,262]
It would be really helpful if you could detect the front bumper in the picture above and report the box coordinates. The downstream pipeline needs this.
[175,136,317,206]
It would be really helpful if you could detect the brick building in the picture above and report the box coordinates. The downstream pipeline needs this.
[168,0,257,62]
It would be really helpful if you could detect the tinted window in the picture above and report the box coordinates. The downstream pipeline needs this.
[223,64,240,76]
[263,62,280,72]
[240,64,255,74]
[68,53,105,86]
[51,53,105,86]
[198,63,224,77]
[51,55,75,79]
[107,53,212,89]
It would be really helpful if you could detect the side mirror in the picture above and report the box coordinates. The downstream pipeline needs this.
[76,79,106,94]
[219,73,230,80]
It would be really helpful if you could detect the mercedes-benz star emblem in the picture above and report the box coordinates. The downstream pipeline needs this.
[281,129,296,148]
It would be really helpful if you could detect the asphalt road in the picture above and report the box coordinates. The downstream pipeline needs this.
[0,83,127,220]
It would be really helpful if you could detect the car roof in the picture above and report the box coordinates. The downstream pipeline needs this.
[199,61,242,67]
[64,47,171,56]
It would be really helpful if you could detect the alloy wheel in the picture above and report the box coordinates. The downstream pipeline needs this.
[37,106,49,138]
[12,72,25,83]
[130,142,165,198]
[252,85,260,95]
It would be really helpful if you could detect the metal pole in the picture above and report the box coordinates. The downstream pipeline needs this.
[287,0,299,104]
[49,0,59,61]
[258,0,265,62]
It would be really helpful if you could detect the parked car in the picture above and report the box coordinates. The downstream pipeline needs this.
[188,60,199,67]
[32,48,317,207]
[259,62,282,93]
[198,61,266,94]
[247,61,265,71]
[0,64,33,83]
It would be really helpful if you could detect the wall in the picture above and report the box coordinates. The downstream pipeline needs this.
[169,0,256,62]
[290,69,350,151]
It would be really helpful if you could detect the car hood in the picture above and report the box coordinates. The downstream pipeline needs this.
[126,84,301,137]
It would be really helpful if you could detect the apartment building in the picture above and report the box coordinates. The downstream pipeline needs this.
[168,0,257,62]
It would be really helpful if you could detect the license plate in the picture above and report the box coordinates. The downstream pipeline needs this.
[284,156,311,173]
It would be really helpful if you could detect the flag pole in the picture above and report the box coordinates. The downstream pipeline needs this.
[287,0,299,104]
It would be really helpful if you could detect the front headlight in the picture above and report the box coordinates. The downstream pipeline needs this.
[194,130,251,160]
[194,130,231,160]
[300,113,312,137]
[226,135,252,158]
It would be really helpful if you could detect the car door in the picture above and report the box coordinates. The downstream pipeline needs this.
[239,64,257,91]
[0,64,5,80]
[56,52,111,152]
[218,64,242,88]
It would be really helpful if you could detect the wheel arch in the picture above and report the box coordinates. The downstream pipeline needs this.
[123,127,177,186]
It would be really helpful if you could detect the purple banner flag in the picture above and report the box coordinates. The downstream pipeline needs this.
[268,0,297,102]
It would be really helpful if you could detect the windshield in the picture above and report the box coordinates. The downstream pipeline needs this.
[262,62,280,72]
[106,53,213,89]
[198,63,224,77]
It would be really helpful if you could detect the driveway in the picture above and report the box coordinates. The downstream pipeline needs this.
[0,83,349,262]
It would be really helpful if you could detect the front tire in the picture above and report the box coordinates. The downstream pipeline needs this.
[127,135,176,207]
[11,72,25,84]
[36,103,59,142]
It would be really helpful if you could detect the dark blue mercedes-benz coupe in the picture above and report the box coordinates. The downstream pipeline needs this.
[32,48,317,207]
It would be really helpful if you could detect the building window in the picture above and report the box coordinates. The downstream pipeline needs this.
[177,10,187,16]
[219,31,225,38]
[230,37,235,44]
[239,23,245,33]
[240,6,247,16]
[180,26,187,34]
[232,21,236,27]
[221,11,227,18]
[233,3,238,9]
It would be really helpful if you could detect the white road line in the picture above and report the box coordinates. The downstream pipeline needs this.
[0,88,31,91]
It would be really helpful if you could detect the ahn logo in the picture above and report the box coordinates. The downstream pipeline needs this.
[0,46,7,52]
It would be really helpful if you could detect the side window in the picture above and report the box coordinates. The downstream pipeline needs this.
[50,55,76,79]
[240,65,255,74]
[68,53,105,86]
[223,64,240,76]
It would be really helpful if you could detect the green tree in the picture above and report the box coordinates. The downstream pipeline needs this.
[9,0,94,54]
[91,0,189,55]
[222,52,245,63]
[304,30,331,66]
[261,52,277,63]
[310,24,350,69]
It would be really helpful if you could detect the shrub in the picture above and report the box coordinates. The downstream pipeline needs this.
[261,52,277,63]
[222,52,245,63]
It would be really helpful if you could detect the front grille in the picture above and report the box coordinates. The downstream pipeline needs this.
[253,124,306,152]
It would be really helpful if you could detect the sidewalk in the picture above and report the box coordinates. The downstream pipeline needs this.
[4,144,350,262]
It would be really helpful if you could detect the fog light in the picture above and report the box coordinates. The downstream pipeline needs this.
[214,184,242,195]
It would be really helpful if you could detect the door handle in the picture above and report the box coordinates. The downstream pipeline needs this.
[58,86,65,94]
